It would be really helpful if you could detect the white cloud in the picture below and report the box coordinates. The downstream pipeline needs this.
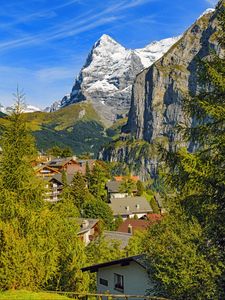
[36,67,74,81]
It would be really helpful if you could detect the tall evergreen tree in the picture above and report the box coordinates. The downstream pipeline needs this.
[89,162,110,201]
[70,172,92,211]
[0,91,58,289]
[0,90,88,291]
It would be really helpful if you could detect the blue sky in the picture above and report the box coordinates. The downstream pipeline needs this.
[0,0,218,108]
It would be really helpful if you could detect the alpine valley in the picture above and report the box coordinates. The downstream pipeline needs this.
[0,8,217,166]
[0,34,181,156]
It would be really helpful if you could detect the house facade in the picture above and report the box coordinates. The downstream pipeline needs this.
[44,177,63,202]
[35,165,60,178]
[77,218,100,245]
[82,255,154,296]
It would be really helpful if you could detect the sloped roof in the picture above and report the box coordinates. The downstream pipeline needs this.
[77,218,99,234]
[81,254,148,272]
[106,181,122,193]
[35,165,60,174]
[109,196,153,216]
[106,180,137,193]
[51,173,74,185]
[103,231,132,249]
[154,193,164,208]
[48,157,76,168]
[117,219,150,234]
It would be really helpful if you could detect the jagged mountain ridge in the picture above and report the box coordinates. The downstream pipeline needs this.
[49,34,181,124]
[0,103,41,114]
[100,7,219,179]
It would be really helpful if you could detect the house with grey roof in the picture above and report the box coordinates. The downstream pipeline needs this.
[103,231,132,249]
[106,181,128,200]
[109,196,153,220]
[106,180,138,200]
[82,255,154,296]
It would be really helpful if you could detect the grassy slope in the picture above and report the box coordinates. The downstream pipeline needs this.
[0,101,111,157]
[0,103,129,157]
[0,290,70,300]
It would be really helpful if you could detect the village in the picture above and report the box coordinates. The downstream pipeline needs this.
[33,153,164,295]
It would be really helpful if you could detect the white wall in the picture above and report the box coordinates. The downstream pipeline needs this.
[96,261,153,296]
[111,193,128,199]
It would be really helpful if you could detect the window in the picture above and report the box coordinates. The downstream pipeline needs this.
[99,278,108,286]
[114,273,124,292]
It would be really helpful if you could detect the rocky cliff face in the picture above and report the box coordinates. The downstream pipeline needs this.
[125,8,217,143]
[49,35,180,125]
[100,8,219,179]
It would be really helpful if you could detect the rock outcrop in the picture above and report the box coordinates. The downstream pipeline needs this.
[100,7,220,179]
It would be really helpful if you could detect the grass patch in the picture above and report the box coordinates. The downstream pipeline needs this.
[0,290,71,300]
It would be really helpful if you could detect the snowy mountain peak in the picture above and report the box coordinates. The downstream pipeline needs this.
[198,8,215,19]
[49,33,182,123]
[0,104,41,114]
[94,34,125,54]
[98,34,117,43]
[135,36,181,68]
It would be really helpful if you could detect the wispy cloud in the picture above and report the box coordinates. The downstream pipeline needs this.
[0,0,83,29]
[0,0,155,52]
[0,15,119,51]
[36,67,74,82]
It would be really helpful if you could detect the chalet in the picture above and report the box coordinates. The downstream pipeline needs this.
[109,196,153,220]
[47,157,78,174]
[44,173,74,202]
[44,176,63,202]
[35,165,60,178]
[82,255,154,296]
[77,218,100,245]
[47,157,95,175]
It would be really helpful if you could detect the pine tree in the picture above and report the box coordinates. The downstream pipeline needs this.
[136,180,144,196]
[89,162,109,201]
[151,2,225,298]
[0,90,88,291]
[0,90,59,289]
[119,176,136,195]
[70,172,92,212]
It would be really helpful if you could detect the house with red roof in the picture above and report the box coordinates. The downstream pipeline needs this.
[117,219,150,235]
